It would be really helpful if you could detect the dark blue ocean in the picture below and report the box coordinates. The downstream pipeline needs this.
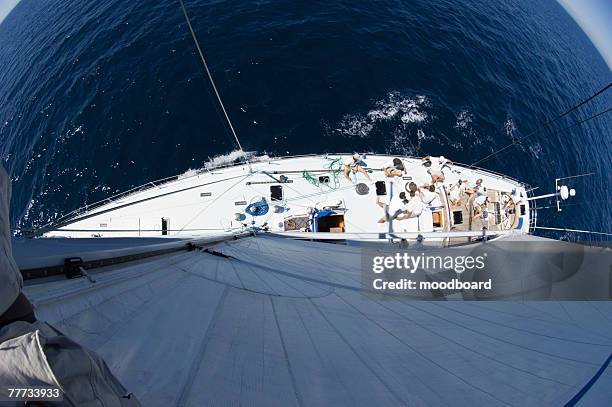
[0,0,610,239]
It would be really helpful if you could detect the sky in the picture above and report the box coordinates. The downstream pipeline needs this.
[0,0,610,70]
[557,0,612,70]
[0,0,20,25]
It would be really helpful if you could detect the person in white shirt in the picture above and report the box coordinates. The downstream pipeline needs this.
[419,184,440,207]
[472,187,489,221]
[474,193,487,206]
[377,191,423,223]
[404,192,425,218]
[448,179,466,206]
[437,155,453,170]
[422,156,453,183]
[376,192,405,223]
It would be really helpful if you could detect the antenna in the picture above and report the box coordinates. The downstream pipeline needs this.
[526,173,592,211]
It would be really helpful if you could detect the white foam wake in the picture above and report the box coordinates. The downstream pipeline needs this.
[334,92,431,138]
[178,149,269,179]
[504,116,517,140]
[455,110,473,130]
[454,109,479,144]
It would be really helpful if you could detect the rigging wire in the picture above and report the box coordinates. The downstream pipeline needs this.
[470,82,612,167]
[472,106,611,167]
[12,227,240,233]
[178,0,251,170]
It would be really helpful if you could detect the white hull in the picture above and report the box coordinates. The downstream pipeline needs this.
[43,154,532,242]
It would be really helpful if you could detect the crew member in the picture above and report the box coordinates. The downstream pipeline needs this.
[343,153,371,181]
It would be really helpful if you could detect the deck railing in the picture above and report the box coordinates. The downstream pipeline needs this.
[269,229,522,246]
[526,185,539,233]
[39,152,528,232]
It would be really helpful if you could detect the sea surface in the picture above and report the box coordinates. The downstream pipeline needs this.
[0,0,610,239]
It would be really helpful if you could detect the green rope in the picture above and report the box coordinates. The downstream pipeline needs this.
[301,157,344,189]
[302,170,320,186]
[326,158,342,189]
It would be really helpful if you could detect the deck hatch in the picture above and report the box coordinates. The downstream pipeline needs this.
[452,211,463,225]
[375,181,386,196]
[270,185,283,201]
[314,213,345,233]
[200,192,212,197]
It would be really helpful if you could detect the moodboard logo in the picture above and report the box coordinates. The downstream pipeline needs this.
[360,241,611,300]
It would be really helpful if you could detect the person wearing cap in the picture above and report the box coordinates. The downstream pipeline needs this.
[383,158,405,177]
[437,155,453,170]
[343,153,370,181]
[0,165,140,406]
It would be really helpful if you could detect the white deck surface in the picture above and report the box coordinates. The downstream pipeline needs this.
[24,236,612,406]
[44,154,530,239]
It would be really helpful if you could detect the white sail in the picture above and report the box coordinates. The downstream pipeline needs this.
[21,234,612,406]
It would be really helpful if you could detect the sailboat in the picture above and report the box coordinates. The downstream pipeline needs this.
[6,1,612,405]
[39,153,534,241]
[14,182,612,406]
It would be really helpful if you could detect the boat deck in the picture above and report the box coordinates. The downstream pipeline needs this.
[44,154,530,240]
